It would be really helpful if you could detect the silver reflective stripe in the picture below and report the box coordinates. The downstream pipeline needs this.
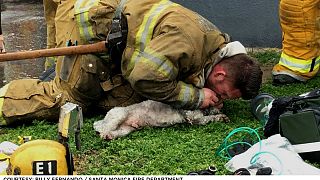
[292,142,320,153]
[176,83,195,108]
[195,88,204,109]
[75,0,99,42]
[127,0,176,74]
[139,1,173,51]
[279,53,320,73]
[182,84,191,105]
[138,50,177,79]
[279,56,313,71]
[75,0,97,14]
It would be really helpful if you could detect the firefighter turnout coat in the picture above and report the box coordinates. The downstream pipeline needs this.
[0,0,228,125]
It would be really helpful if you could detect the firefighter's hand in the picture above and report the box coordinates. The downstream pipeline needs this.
[0,34,6,53]
[200,88,223,109]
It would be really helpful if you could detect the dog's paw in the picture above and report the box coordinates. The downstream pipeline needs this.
[202,107,221,116]
[93,120,107,133]
[215,114,230,123]
[100,132,114,141]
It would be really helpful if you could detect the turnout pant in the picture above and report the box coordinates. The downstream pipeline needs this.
[0,0,143,126]
[272,0,320,81]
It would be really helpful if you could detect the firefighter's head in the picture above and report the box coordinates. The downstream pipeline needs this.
[207,54,262,101]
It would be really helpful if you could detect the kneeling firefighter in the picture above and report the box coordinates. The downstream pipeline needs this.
[272,0,320,85]
[0,0,131,126]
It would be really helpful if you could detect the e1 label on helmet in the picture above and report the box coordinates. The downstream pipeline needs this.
[32,160,57,175]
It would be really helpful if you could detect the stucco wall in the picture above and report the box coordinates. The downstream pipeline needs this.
[172,0,281,48]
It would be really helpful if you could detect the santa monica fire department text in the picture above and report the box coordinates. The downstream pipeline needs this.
[3,177,184,180]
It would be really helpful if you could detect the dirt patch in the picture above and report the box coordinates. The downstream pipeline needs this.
[261,64,274,84]
[246,47,280,84]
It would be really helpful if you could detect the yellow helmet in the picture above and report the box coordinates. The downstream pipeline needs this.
[7,140,74,175]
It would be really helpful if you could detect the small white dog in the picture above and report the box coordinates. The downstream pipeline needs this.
[93,100,229,140]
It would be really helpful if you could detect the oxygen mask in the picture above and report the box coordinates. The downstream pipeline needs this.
[250,93,274,126]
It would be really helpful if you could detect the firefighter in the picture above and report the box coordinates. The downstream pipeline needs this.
[43,0,57,70]
[0,0,262,126]
[272,0,320,85]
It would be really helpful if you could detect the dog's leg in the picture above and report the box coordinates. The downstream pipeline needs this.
[93,107,129,138]
[203,106,221,115]
[193,114,230,125]
[105,124,137,140]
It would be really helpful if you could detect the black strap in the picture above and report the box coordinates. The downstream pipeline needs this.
[106,0,128,84]
[107,0,127,47]
[309,57,316,72]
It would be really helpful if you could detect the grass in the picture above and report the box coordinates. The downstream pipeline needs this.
[1,49,320,175]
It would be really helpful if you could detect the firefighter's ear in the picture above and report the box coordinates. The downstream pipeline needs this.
[212,65,226,82]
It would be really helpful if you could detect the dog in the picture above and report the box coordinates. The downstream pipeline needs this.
[93,100,229,140]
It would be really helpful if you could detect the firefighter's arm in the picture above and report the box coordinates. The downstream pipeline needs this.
[126,30,204,109]
[128,66,204,109]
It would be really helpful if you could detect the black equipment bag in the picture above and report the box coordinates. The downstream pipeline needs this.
[264,89,320,162]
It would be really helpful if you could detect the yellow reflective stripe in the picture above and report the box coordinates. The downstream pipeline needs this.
[0,153,9,160]
[135,0,174,50]
[75,0,99,42]
[279,52,320,73]
[46,56,57,62]
[177,83,196,108]
[0,84,10,125]
[127,0,177,74]
[74,0,96,14]
[138,47,177,78]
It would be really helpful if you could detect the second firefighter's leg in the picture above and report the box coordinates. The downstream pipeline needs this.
[43,0,58,70]
[272,0,320,85]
